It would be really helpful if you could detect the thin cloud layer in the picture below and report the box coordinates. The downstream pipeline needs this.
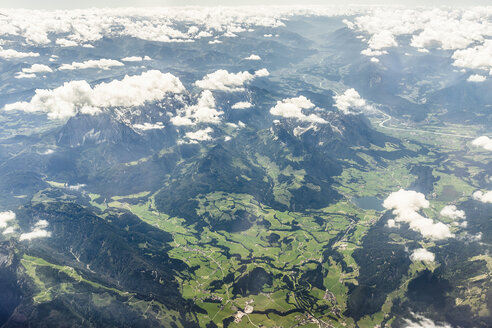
[270,96,326,123]
[383,189,454,240]
[195,69,269,92]
[3,70,185,119]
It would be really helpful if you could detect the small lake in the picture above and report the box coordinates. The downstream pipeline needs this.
[352,196,384,211]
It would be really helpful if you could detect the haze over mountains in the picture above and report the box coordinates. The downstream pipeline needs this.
[0,5,491,328]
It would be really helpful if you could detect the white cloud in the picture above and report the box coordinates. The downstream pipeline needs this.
[467,74,486,82]
[19,220,51,241]
[0,211,15,228]
[410,248,435,262]
[185,127,214,142]
[403,313,452,328]
[368,30,397,50]
[0,47,39,59]
[370,57,380,63]
[349,8,492,52]
[56,38,79,47]
[170,116,193,126]
[121,56,143,62]
[35,220,49,229]
[3,70,185,120]
[19,229,51,241]
[133,122,165,130]
[452,40,492,72]
[15,72,36,79]
[3,226,17,235]
[440,205,465,220]
[333,88,374,115]
[383,189,454,240]
[195,69,268,92]
[59,59,124,70]
[122,56,151,62]
[24,64,53,73]
[473,190,492,203]
[15,64,53,79]
[472,136,492,151]
[270,96,326,123]
[171,90,223,126]
[232,101,253,109]
[209,39,222,44]
[254,68,269,77]
[245,54,261,60]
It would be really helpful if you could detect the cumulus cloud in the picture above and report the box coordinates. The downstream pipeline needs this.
[403,313,452,328]
[122,56,143,62]
[452,40,492,72]
[232,101,253,109]
[383,189,454,240]
[467,74,486,82]
[23,64,52,73]
[59,59,124,70]
[3,226,17,235]
[369,31,397,49]
[19,229,50,241]
[0,47,39,59]
[440,205,465,220]
[3,70,185,119]
[473,190,492,203]
[333,88,374,115]
[244,54,261,60]
[349,8,491,52]
[185,127,214,142]
[254,68,269,77]
[209,39,222,44]
[132,122,165,130]
[56,38,79,47]
[122,56,151,62]
[0,211,15,228]
[195,69,268,92]
[270,96,326,123]
[15,64,52,79]
[472,136,492,151]
[171,90,223,126]
[1,6,326,47]
[410,248,435,262]
[15,72,36,79]
[19,220,51,241]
